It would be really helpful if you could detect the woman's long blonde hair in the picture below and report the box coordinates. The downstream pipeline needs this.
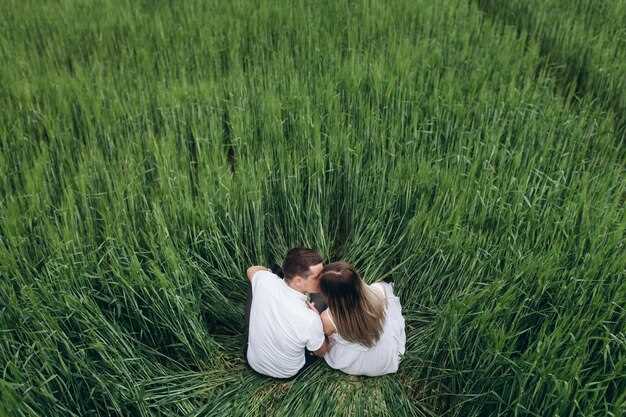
[319,261,386,347]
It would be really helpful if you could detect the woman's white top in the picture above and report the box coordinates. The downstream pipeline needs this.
[323,282,406,376]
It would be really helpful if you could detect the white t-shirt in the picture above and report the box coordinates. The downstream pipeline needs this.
[324,282,406,376]
[246,270,325,378]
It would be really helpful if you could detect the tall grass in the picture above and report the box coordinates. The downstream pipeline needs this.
[1,0,624,416]
[475,0,626,139]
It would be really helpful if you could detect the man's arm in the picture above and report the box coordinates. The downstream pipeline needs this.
[246,265,270,282]
[311,336,331,357]
[305,309,331,357]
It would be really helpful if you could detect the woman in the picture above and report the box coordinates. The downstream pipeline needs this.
[317,261,406,376]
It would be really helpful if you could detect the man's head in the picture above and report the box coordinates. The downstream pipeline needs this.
[282,247,323,294]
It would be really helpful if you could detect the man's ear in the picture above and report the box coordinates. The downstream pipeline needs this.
[291,276,304,289]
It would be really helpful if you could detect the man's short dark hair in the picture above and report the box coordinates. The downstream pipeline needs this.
[282,248,323,280]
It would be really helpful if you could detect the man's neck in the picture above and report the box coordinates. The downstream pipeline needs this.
[284,278,307,294]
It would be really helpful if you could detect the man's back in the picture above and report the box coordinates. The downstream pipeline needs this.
[246,270,324,378]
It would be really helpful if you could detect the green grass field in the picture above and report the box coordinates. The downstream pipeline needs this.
[1,0,625,416]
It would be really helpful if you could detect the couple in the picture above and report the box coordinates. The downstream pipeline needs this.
[243,247,406,378]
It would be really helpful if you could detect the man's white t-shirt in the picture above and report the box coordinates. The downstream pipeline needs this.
[246,270,325,378]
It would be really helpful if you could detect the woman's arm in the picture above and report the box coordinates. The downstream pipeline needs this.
[320,309,336,336]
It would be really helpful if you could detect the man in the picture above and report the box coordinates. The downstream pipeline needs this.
[243,247,330,378]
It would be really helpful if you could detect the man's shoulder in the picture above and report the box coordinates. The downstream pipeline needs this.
[251,270,280,289]
[279,298,317,323]
[253,269,279,281]
[303,308,323,331]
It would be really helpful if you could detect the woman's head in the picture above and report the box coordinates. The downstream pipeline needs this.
[319,261,385,347]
